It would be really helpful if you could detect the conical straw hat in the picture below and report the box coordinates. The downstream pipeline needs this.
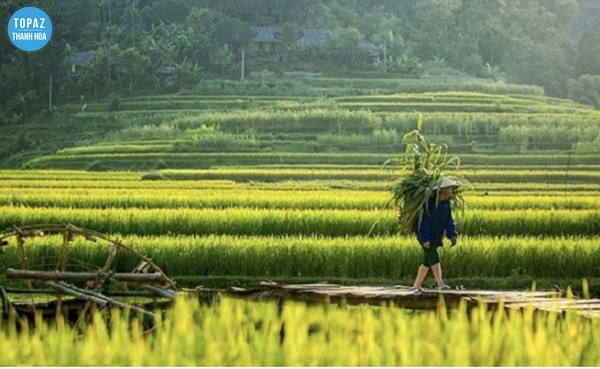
[434,177,459,190]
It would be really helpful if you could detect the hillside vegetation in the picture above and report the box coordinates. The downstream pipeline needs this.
[2,77,599,171]
[3,0,600,122]
[1,76,598,291]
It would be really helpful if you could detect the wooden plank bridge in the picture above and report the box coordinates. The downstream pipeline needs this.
[211,281,600,319]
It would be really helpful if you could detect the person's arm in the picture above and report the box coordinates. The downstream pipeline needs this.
[446,205,458,245]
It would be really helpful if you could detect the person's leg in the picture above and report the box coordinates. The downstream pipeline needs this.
[430,262,446,288]
[423,245,448,289]
[412,264,429,288]
[413,246,433,289]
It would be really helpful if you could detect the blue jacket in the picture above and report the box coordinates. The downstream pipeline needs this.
[416,197,457,246]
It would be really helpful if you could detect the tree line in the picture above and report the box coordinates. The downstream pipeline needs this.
[1,0,599,121]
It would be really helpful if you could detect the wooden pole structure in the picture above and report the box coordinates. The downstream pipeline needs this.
[48,74,52,110]
[241,49,245,80]
[7,268,165,283]
[43,281,155,318]
[383,40,387,73]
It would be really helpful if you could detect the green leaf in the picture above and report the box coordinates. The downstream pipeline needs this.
[417,113,424,131]
[390,114,465,232]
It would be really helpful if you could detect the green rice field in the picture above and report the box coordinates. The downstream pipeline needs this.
[1,79,599,366]
[0,168,597,288]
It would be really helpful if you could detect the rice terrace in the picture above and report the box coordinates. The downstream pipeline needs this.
[1,0,600,366]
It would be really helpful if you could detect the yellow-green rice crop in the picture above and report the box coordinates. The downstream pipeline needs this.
[1,177,599,193]
[2,234,597,280]
[23,151,600,170]
[1,186,598,211]
[157,167,600,183]
[0,297,598,366]
[0,205,597,237]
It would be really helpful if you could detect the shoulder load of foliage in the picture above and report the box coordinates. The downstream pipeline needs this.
[391,115,465,233]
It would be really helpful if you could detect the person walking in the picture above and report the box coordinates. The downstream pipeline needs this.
[412,177,459,294]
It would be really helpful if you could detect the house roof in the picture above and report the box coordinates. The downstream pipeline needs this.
[249,26,328,45]
[247,26,379,54]
[250,26,282,43]
[300,28,328,44]
[68,51,93,66]
[155,65,177,75]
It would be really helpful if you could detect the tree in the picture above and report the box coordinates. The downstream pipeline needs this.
[412,0,461,62]
[450,0,509,73]
[304,2,339,28]
[323,27,365,69]
[0,0,77,119]
[185,7,221,36]
[0,0,594,113]
[576,31,600,76]
[207,15,254,75]
[118,47,152,94]
[143,22,183,71]
[211,44,235,74]
[140,0,194,26]
[210,16,255,47]
[281,23,301,46]
[567,74,600,108]
[499,1,576,96]
[119,0,146,48]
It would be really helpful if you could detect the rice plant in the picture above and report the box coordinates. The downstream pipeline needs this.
[0,297,598,366]
[2,234,597,280]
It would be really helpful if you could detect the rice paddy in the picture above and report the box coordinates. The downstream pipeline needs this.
[2,80,599,366]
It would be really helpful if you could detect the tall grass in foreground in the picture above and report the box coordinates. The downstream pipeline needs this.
[0,297,598,366]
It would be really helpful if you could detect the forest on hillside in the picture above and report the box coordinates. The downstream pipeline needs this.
[1,0,599,121]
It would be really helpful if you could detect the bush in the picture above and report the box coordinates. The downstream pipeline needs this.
[85,160,115,171]
[141,172,165,180]
[109,93,121,111]
[567,74,600,109]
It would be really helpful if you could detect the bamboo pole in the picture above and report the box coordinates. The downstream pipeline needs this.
[140,284,177,299]
[42,281,107,305]
[0,224,177,290]
[7,268,164,283]
[4,287,164,297]
[56,228,72,272]
[43,281,155,318]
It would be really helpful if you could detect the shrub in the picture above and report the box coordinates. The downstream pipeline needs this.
[567,74,600,109]
[141,172,165,180]
[109,93,121,111]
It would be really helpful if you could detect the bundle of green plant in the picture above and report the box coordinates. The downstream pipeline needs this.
[389,115,465,233]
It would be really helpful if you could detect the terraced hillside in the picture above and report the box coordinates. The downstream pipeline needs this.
[1,77,598,171]
[1,76,599,293]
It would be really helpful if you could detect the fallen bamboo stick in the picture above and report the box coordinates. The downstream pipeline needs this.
[7,268,164,283]
[43,281,155,318]
[42,281,107,305]
[140,284,177,299]
[3,287,161,298]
